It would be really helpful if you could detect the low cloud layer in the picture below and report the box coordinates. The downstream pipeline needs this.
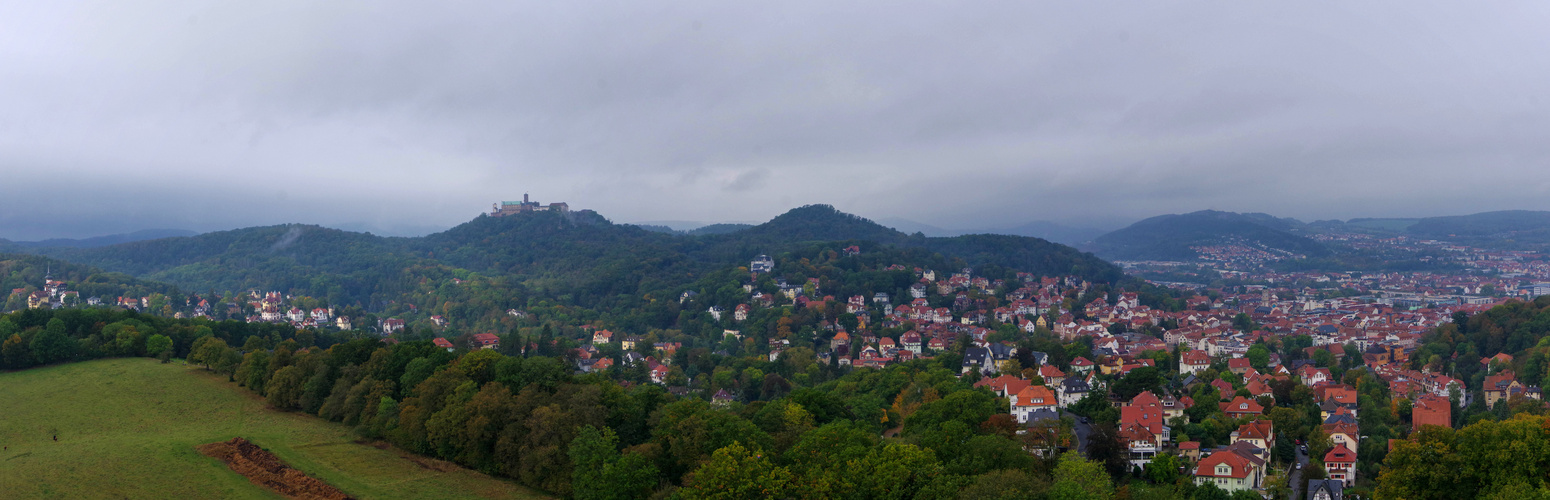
[3,1,1549,239]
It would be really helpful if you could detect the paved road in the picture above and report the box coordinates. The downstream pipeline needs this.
[1288,445,1310,498]
[1064,410,1093,453]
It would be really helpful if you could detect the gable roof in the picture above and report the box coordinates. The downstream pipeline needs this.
[1039,364,1066,379]
[1220,396,1264,415]
[1015,385,1058,408]
[1195,450,1255,479]
[1235,419,1273,441]
[1307,479,1344,499]
[1324,443,1356,463]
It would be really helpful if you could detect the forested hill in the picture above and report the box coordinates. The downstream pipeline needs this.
[1404,210,1550,247]
[692,205,1123,282]
[1087,209,1329,261]
[20,204,1121,309]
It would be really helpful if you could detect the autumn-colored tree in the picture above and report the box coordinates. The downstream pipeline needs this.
[2,333,31,369]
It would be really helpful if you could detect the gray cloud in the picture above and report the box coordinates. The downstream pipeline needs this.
[2,1,1549,239]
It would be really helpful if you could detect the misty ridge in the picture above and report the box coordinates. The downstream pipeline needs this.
[11,206,1550,259]
[4,3,1549,241]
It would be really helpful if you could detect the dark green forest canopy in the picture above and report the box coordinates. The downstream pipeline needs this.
[1088,210,1329,261]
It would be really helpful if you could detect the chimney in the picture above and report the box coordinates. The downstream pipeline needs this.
[524,193,529,203]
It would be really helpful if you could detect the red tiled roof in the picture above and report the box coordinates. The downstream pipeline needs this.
[1220,396,1264,415]
[1040,365,1066,378]
[1015,385,1057,408]
[1195,450,1255,479]
[1236,419,1273,440]
[1324,443,1356,463]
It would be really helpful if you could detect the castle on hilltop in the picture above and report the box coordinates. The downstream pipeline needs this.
[491,194,569,217]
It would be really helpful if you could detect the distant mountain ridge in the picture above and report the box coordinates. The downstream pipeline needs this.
[1087,210,1329,261]
[1307,210,1550,247]
[2,229,198,249]
[877,218,1108,246]
[1405,210,1550,240]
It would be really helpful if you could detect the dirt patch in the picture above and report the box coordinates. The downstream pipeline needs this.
[197,437,355,500]
[352,439,455,472]
[354,439,391,450]
[400,453,457,473]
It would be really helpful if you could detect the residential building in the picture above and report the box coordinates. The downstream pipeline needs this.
[1323,421,1359,451]
[962,346,993,374]
[1412,393,1452,431]
[1484,371,1524,408]
[1307,479,1344,500]
[1069,356,1094,373]
[1040,365,1067,386]
[1220,397,1265,418]
[1231,419,1275,463]
[901,331,923,353]
[1324,444,1357,487]
[750,255,774,274]
[1182,350,1212,375]
[471,333,500,350]
[1011,385,1058,423]
[1194,449,1263,493]
[1058,376,1090,407]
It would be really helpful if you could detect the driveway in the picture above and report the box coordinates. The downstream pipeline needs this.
[1061,410,1093,453]
[1288,445,1310,498]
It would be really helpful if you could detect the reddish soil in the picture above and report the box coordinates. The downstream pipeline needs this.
[197,437,355,500]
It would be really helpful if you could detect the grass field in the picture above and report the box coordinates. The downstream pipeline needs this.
[0,358,548,499]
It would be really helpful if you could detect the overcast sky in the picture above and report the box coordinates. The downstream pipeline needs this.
[3,1,1549,240]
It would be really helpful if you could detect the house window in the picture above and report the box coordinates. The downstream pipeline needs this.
[1239,403,1248,410]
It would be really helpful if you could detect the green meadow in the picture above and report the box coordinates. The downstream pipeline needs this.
[0,358,547,499]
